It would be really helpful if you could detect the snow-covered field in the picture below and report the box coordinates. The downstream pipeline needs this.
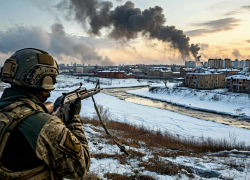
[128,84,250,117]
[1,74,250,179]
[49,75,250,145]
[82,123,250,180]
[52,75,250,179]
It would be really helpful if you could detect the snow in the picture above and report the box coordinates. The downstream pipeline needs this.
[127,86,250,117]
[48,75,250,145]
[79,123,250,180]
[55,75,149,89]
[1,74,250,179]
[226,74,250,80]
[187,71,223,75]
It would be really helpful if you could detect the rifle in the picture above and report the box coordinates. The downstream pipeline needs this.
[44,80,129,156]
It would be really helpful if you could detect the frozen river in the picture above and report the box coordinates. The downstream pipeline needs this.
[102,87,250,130]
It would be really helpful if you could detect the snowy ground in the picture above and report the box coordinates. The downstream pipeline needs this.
[54,75,250,179]
[128,84,250,117]
[1,75,250,179]
[81,123,250,180]
[49,75,250,145]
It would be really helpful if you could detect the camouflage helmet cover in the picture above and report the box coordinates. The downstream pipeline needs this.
[0,48,58,90]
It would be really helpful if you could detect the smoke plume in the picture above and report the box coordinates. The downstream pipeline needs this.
[56,0,200,58]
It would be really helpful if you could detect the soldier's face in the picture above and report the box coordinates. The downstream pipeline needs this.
[36,90,51,102]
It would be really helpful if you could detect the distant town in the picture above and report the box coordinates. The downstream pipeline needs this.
[58,58,250,94]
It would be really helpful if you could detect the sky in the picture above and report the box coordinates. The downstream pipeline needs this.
[0,0,250,65]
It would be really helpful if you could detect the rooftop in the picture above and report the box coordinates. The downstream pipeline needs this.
[225,75,250,80]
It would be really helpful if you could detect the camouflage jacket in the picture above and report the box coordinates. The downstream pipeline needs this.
[0,87,90,179]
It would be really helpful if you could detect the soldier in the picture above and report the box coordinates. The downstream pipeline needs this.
[0,48,90,179]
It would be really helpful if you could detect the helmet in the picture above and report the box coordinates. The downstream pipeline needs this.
[0,48,58,91]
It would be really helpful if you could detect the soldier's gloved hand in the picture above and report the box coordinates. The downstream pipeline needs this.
[71,98,81,116]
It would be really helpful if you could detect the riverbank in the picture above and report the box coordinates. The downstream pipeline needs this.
[102,87,250,130]
[127,86,250,119]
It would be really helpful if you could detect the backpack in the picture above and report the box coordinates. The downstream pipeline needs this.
[0,98,54,180]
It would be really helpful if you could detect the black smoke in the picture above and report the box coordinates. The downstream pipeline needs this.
[56,0,200,58]
[190,44,200,58]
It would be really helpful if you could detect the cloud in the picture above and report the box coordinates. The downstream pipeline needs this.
[223,5,250,16]
[0,26,51,54]
[232,49,242,59]
[200,53,208,59]
[30,0,61,22]
[0,24,115,65]
[186,18,242,37]
[198,43,209,51]
[185,29,209,37]
[246,40,250,43]
[78,37,118,49]
[224,10,241,16]
[241,5,250,10]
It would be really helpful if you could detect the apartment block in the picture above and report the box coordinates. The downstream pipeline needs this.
[185,61,196,68]
[223,58,231,68]
[226,75,250,93]
[208,59,223,69]
[245,59,250,67]
[185,72,226,89]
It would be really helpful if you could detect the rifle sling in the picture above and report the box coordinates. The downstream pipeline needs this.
[91,96,129,156]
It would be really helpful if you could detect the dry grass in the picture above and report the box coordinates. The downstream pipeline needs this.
[91,153,128,164]
[104,173,157,180]
[138,155,194,178]
[82,118,250,153]
[81,110,250,179]
[81,172,100,180]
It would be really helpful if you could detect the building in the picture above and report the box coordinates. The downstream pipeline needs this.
[223,58,231,68]
[214,69,240,77]
[97,70,125,78]
[73,67,83,73]
[185,61,196,68]
[208,59,223,69]
[147,67,172,77]
[234,59,239,68]
[147,69,161,76]
[239,60,245,68]
[160,69,172,77]
[59,64,66,68]
[226,75,250,93]
[185,72,226,89]
[83,66,96,73]
[245,59,250,67]
[203,62,208,68]
[124,73,135,78]
[180,67,196,77]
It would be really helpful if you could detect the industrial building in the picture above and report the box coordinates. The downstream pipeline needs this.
[97,70,125,78]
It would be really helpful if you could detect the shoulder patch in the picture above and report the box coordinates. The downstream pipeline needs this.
[64,132,81,154]
[58,129,81,156]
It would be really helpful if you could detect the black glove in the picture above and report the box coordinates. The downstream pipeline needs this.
[70,98,82,116]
